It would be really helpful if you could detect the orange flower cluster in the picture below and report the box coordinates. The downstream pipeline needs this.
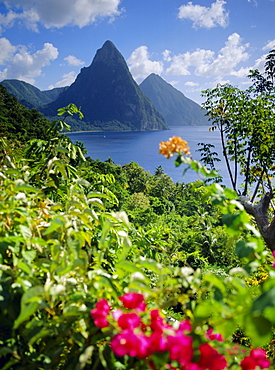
[159,136,190,158]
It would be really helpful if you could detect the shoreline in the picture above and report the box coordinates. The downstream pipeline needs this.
[65,128,171,134]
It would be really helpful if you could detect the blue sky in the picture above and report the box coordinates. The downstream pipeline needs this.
[0,0,274,104]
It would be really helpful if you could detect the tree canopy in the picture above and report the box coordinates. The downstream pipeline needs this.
[202,48,275,251]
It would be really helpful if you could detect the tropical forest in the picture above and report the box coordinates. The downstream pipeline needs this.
[1,49,275,370]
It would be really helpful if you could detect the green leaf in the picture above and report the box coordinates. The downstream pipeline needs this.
[14,302,39,329]
[19,225,32,239]
[115,260,144,274]
[235,241,257,258]
[14,286,45,328]
[17,260,32,274]
[245,314,272,347]
[139,259,163,274]
[22,249,36,263]
[194,300,222,324]
[252,287,275,314]
[43,218,65,235]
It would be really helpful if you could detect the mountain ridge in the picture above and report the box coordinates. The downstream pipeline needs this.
[45,40,168,131]
[139,73,208,126]
[1,41,208,131]
[0,79,67,110]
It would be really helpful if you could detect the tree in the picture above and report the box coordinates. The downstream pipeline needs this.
[202,48,275,251]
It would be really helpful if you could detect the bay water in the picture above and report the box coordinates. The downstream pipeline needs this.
[67,126,234,186]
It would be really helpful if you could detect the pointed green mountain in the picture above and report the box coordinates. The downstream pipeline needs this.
[46,41,168,131]
[140,73,208,126]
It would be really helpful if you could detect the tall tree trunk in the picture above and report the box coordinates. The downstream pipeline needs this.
[240,192,275,251]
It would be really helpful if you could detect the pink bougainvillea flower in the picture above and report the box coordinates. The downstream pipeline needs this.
[241,348,270,370]
[197,343,227,370]
[206,328,223,342]
[111,330,137,357]
[167,332,193,366]
[94,298,110,312]
[117,312,141,330]
[111,329,150,359]
[112,309,123,320]
[119,292,146,311]
[90,298,110,328]
[178,319,192,333]
[135,334,151,358]
[150,309,171,332]
[272,250,275,268]
[149,330,169,353]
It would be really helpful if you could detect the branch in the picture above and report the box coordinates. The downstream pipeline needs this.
[221,121,236,191]
[242,145,252,196]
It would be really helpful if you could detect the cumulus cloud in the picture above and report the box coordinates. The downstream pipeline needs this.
[163,50,172,62]
[127,46,164,83]
[48,71,76,89]
[64,55,84,66]
[232,52,267,78]
[0,41,58,84]
[0,37,16,64]
[166,49,214,75]
[178,0,229,29]
[1,0,122,30]
[263,39,275,51]
[0,9,40,32]
[166,33,249,78]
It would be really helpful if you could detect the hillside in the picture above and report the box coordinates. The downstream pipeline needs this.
[140,73,208,126]
[0,84,56,141]
[1,79,67,110]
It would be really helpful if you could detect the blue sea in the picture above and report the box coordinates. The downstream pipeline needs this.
[67,126,235,186]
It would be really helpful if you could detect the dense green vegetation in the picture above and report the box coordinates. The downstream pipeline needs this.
[0,85,57,142]
[1,51,275,369]
[202,48,275,252]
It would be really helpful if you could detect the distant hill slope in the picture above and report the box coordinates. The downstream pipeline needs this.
[0,79,67,110]
[46,41,168,131]
[140,73,208,126]
[0,84,55,141]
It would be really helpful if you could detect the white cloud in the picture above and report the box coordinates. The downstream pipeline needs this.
[1,0,123,30]
[163,50,172,62]
[127,46,164,83]
[168,80,179,86]
[0,42,58,84]
[166,33,249,78]
[185,81,199,87]
[0,9,40,32]
[166,49,214,75]
[64,55,84,66]
[232,53,266,78]
[196,33,249,76]
[178,0,229,29]
[0,37,16,64]
[263,39,275,51]
[48,71,76,89]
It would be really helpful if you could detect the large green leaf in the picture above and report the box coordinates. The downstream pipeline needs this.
[244,314,272,347]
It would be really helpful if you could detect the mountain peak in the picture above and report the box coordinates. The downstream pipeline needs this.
[46,41,168,131]
[92,40,125,67]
